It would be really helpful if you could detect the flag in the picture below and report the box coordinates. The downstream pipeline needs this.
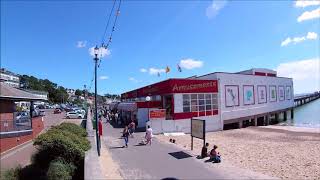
[166,66,170,73]
[177,64,182,72]
[157,72,160,77]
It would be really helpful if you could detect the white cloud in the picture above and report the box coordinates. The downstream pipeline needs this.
[276,58,320,94]
[179,59,204,70]
[281,32,318,46]
[89,46,111,58]
[206,0,227,19]
[99,76,109,80]
[295,0,320,8]
[77,41,87,48]
[140,68,147,73]
[306,32,318,39]
[149,68,165,75]
[129,77,141,83]
[297,7,320,22]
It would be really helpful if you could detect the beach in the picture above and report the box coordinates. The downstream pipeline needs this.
[156,126,320,179]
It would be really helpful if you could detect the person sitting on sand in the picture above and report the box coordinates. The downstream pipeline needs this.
[200,143,210,158]
[209,145,221,163]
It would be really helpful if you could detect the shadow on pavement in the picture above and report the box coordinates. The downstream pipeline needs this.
[162,178,179,180]
[134,143,146,147]
[168,151,193,160]
[109,146,125,149]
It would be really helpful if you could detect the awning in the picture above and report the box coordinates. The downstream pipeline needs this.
[117,102,137,112]
[109,102,119,110]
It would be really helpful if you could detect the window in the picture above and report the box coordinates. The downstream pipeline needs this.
[183,94,190,112]
[198,94,205,111]
[191,94,198,112]
[182,93,219,112]
[212,94,218,109]
[205,94,212,111]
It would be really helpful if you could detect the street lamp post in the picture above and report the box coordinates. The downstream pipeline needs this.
[146,96,151,123]
[94,46,100,156]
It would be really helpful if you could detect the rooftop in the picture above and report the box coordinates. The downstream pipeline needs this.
[0,82,47,101]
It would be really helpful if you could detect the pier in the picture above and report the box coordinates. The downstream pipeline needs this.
[294,92,320,107]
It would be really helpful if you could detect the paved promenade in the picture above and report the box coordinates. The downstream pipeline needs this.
[102,121,274,179]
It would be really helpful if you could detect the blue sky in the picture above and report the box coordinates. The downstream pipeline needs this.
[1,1,319,94]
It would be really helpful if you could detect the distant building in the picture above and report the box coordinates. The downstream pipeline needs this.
[66,89,75,97]
[0,68,20,88]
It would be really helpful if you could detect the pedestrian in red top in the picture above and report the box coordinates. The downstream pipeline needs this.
[98,115,103,137]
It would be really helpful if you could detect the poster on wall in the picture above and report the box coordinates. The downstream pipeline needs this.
[243,85,254,105]
[225,85,239,107]
[279,86,285,101]
[269,86,277,102]
[286,86,291,100]
[257,85,267,104]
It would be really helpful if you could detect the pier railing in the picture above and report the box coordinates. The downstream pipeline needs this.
[294,92,320,107]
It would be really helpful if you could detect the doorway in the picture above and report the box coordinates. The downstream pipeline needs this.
[163,95,173,120]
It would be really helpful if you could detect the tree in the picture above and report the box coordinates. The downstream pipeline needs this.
[75,89,82,96]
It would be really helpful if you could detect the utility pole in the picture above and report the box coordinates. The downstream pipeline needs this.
[93,46,100,156]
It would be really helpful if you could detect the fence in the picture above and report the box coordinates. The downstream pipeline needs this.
[0,113,32,133]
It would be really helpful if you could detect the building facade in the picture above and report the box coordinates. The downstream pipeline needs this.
[0,68,20,88]
[120,68,294,134]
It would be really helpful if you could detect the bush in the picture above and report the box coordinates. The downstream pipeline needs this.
[33,128,90,166]
[47,159,75,180]
[1,166,21,180]
[54,123,87,137]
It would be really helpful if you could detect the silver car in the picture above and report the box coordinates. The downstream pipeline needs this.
[66,111,84,119]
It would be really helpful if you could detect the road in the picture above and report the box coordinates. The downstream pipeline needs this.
[102,122,273,179]
[0,109,76,171]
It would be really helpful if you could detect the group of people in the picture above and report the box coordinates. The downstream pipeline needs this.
[122,124,153,148]
[200,143,221,163]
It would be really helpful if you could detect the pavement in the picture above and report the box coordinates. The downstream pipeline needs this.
[102,121,275,179]
[0,109,81,171]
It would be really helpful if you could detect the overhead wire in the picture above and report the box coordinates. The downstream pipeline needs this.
[98,0,122,68]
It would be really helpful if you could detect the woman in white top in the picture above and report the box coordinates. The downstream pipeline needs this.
[145,125,153,145]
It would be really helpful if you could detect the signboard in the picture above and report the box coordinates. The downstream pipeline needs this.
[258,85,267,104]
[191,118,206,150]
[243,85,254,105]
[225,85,239,107]
[149,109,166,120]
[191,119,205,139]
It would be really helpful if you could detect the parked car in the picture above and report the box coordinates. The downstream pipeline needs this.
[54,108,62,114]
[39,110,45,116]
[16,112,30,122]
[66,112,84,119]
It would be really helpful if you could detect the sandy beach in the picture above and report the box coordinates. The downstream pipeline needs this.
[156,126,320,179]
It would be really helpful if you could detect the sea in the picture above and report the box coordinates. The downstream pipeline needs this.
[279,98,320,128]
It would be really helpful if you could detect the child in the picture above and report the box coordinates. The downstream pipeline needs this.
[123,126,129,147]
[209,145,221,163]
[201,143,210,158]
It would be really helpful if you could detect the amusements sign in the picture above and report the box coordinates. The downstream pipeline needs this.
[149,109,166,120]
[191,118,206,150]
[243,85,254,105]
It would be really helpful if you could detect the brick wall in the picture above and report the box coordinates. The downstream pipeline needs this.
[0,117,44,153]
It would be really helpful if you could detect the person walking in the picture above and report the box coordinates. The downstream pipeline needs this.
[123,126,129,148]
[145,125,153,145]
[129,120,136,138]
